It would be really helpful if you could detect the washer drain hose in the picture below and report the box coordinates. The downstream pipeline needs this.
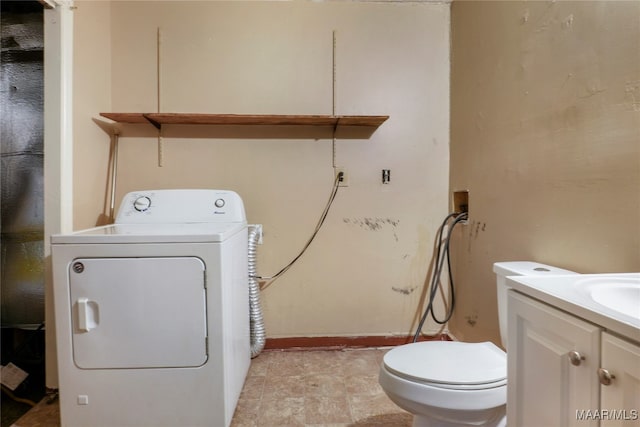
[248,225,265,358]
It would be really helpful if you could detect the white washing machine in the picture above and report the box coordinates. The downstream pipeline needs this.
[51,189,250,427]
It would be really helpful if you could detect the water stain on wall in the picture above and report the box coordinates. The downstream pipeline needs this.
[625,80,640,111]
[466,220,487,253]
[465,312,479,327]
[467,220,487,239]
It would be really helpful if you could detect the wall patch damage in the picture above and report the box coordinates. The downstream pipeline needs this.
[343,217,400,242]
[392,286,416,295]
[343,217,399,231]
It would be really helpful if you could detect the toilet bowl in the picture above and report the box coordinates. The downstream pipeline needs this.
[379,261,578,427]
[379,341,506,427]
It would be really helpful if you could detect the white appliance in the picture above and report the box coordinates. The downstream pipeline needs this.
[51,189,250,427]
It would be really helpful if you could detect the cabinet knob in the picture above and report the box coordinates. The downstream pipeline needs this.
[598,368,615,386]
[568,350,585,366]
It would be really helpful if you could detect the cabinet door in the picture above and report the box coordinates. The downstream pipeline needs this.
[600,332,640,426]
[507,291,601,427]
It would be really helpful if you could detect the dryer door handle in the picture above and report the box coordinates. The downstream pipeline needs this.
[77,298,96,332]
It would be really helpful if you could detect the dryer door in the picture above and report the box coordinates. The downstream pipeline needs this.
[69,257,207,369]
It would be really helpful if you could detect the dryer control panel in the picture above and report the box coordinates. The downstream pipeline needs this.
[116,189,246,224]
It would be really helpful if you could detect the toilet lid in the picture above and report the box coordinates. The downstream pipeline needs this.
[383,341,506,387]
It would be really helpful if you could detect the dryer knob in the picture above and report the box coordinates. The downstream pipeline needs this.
[215,198,225,208]
[133,196,151,212]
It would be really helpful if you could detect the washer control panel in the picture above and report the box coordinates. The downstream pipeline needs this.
[116,189,246,224]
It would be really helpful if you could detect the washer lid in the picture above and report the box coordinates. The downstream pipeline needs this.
[383,341,506,386]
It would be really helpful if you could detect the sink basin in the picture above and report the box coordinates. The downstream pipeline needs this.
[575,277,640,320]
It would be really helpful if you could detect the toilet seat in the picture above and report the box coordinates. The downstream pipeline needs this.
[383,341,506,390]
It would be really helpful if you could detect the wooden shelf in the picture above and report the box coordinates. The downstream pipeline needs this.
[99,113,149,124]
[99,112,388,130]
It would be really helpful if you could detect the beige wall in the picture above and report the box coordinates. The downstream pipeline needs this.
[68,0,640,348]
[72,1,451,338]
[449,1,640,344]
[73,1,112,228]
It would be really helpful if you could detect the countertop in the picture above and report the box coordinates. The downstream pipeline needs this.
[506,273,640,342]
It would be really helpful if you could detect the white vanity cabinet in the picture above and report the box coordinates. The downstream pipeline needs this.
[507,290,601,427]
[600,332,640,427]
[508,290,640,427]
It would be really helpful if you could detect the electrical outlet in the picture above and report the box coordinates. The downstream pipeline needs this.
[335,167,349,187]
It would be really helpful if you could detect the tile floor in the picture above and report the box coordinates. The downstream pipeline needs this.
[11,348,411,427]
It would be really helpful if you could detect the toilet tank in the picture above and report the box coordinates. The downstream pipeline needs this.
[492,261,578,347]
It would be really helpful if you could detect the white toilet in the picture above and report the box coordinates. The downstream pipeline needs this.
[379,261,577,427]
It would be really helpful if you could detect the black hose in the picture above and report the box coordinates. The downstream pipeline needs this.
[412,212,468,342]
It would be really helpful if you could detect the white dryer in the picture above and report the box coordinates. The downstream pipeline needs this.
[51,189,250,427]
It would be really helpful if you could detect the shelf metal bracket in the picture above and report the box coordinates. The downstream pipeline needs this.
[143,114,162,130]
